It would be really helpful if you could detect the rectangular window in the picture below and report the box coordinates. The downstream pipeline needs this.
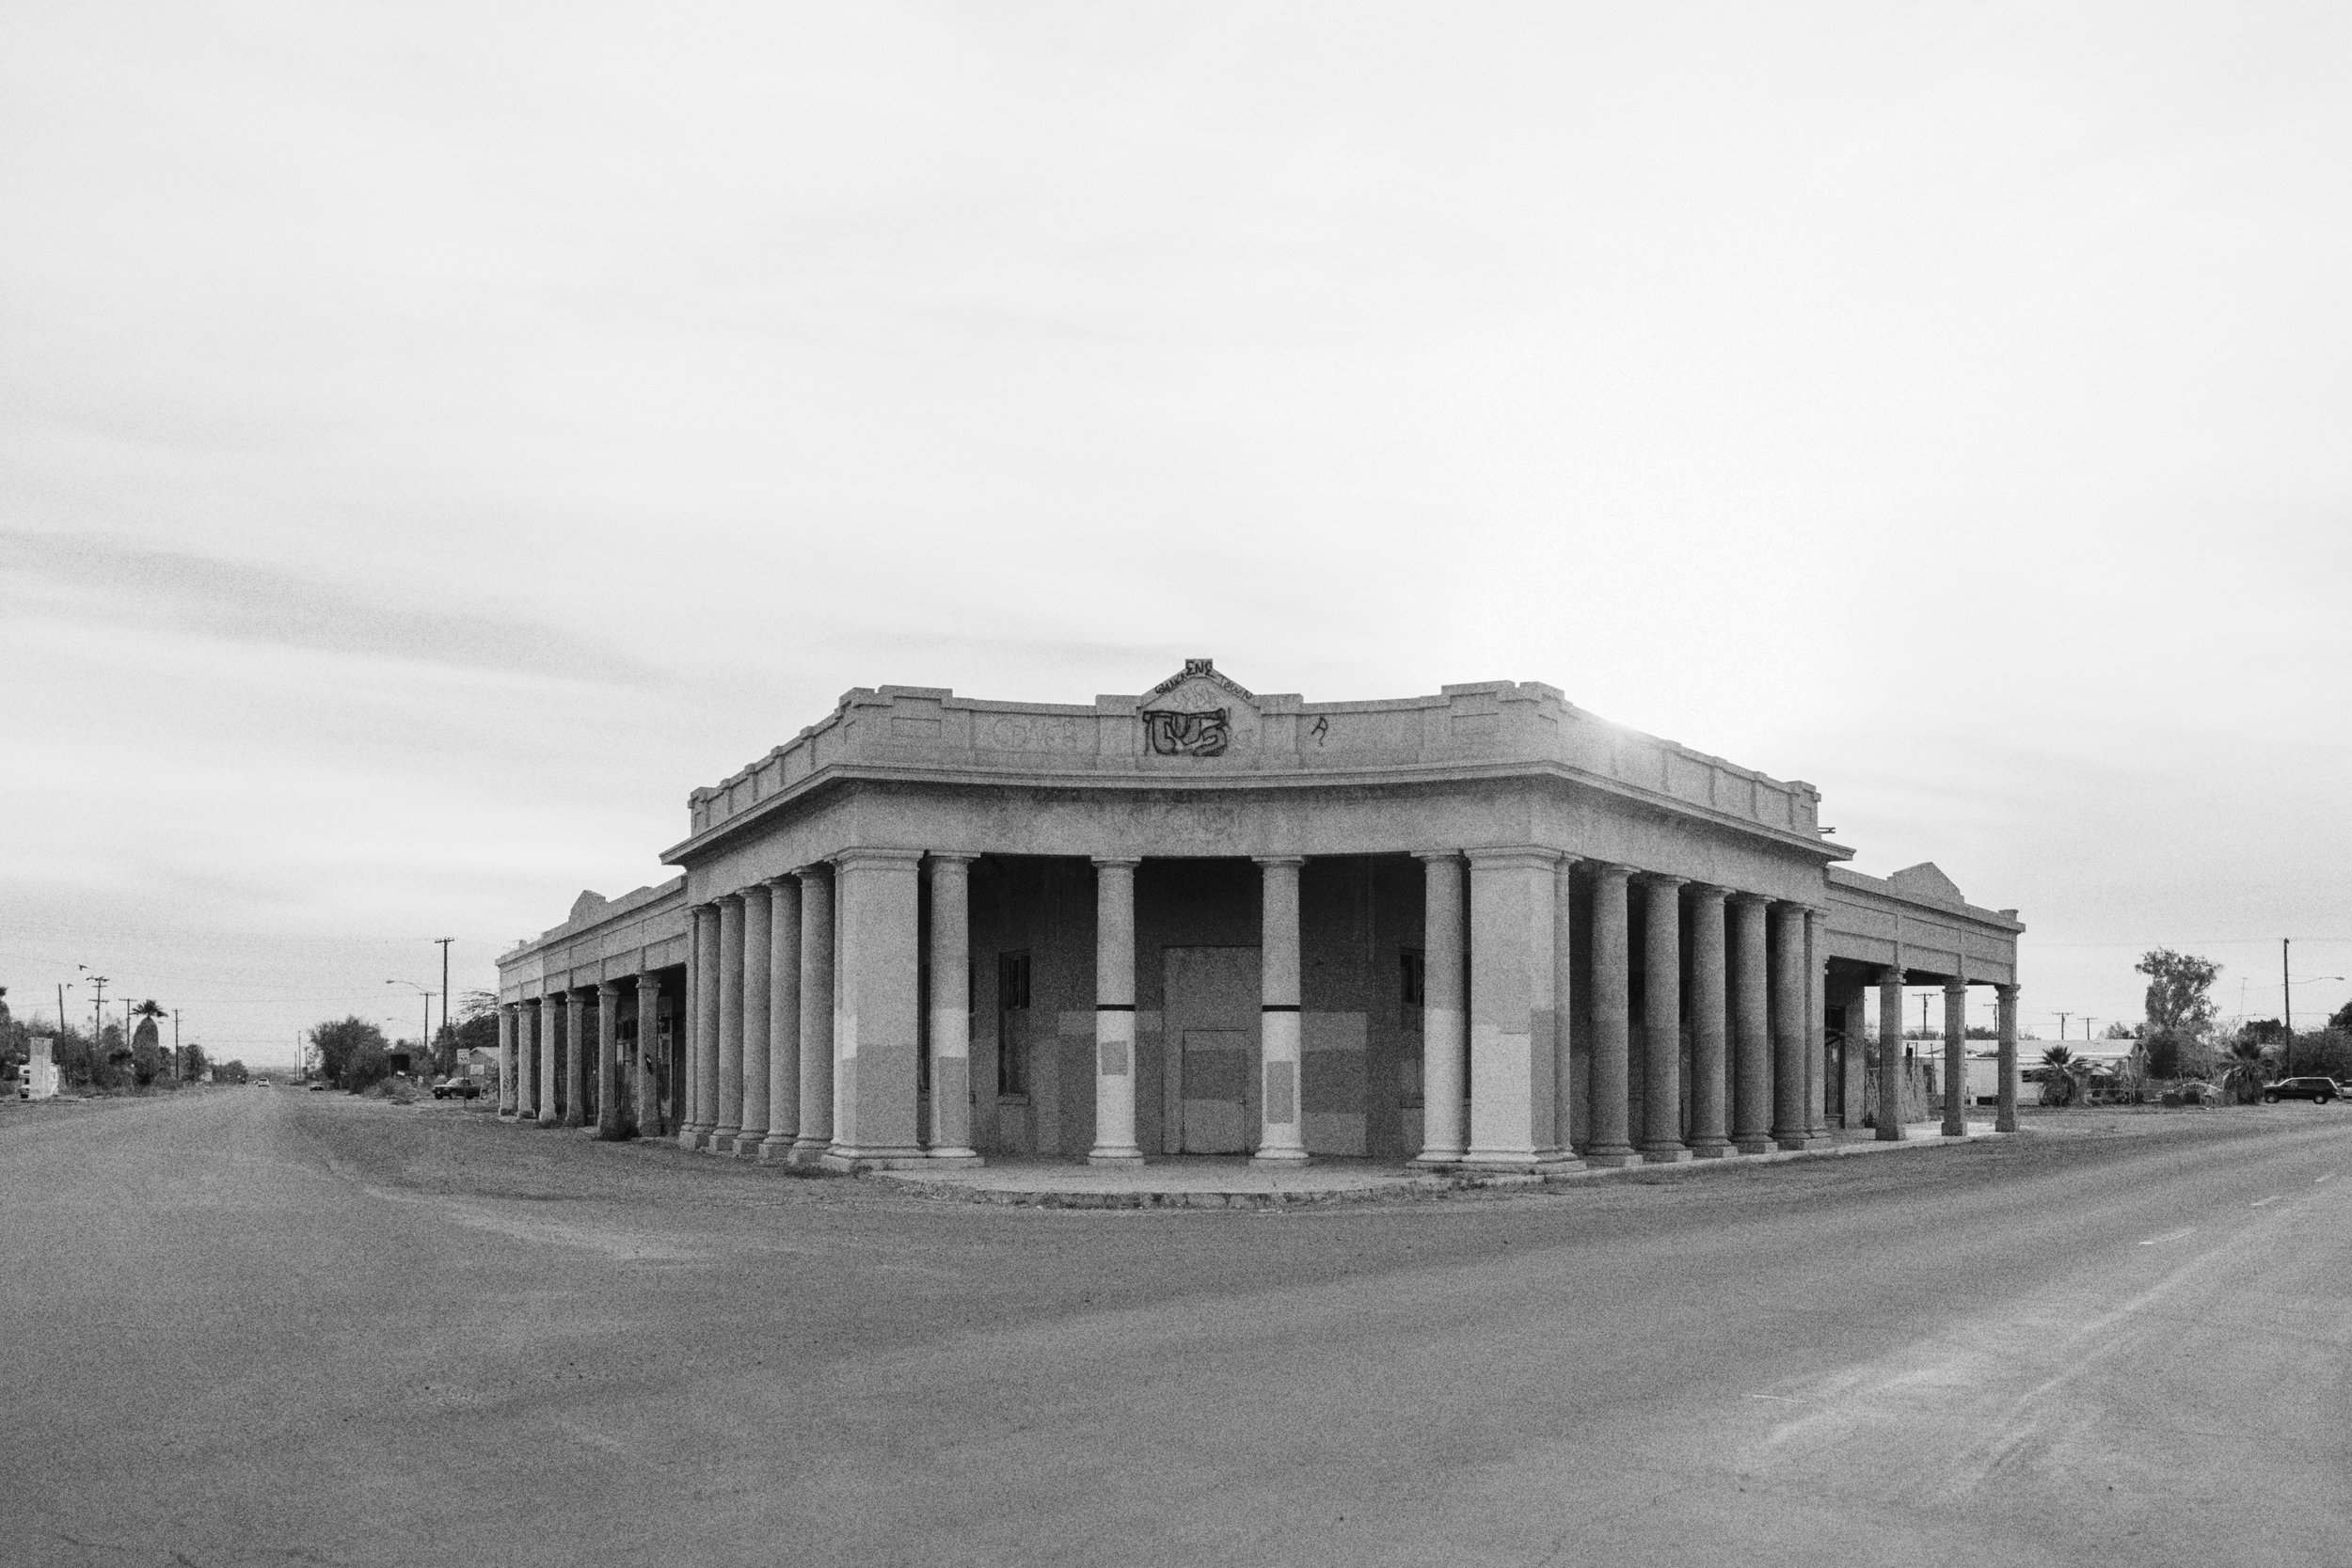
[997,951,1032,1097]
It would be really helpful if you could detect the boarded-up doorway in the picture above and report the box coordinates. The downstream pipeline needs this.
[1164,946,1260,1154]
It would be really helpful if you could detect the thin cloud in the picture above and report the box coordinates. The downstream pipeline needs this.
[0,531,660,685]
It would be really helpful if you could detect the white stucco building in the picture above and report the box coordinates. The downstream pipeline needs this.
[497,661,2025,1169]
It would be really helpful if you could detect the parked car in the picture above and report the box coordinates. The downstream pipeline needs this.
[432,1077,481,1101]
[2263,1076,2343,1104]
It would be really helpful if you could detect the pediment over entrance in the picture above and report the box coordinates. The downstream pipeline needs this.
[1137,659,1260,756]
[1886,863,1965,906]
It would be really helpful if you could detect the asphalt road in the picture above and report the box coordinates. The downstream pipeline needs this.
[5,1088,2347,1568]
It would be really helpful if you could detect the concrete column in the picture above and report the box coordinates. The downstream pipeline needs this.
[1411,852,1468,1167]
[713,893,746,1151]
[1552,858,1581,1164]
[1943,980,1968,1137]
[1089,857,1143,1166]
[537,993,561,1128]
[1805,908,1831,1142]
[516,1000,538,1120]
[1463,847,1568,1171]
[926,854,979,1165]
[1837,974,1871,1129]
[1586,863,1637,1166]
[758,879,803,1162]
[1254,856,1310,1165]
[596,981,624,1139]
[1876,967,1907,1141]
[634,971,663,1139]
[737,885,771,1158]
[1730,895,1772,1153]
[563,990,587,1129]
[683,903,719,1148]
[498,1004,518,1117]
[789,867,835,1164]
[1640,875,1691,1163]
[826,848,925,1170]
[1687,885,1732,1158]
[1772,904,1808,1149]
[1995,982,2020,1133]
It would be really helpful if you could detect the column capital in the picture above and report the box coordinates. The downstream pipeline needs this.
[1726,889,1772,909]
[787,862,832,880]
[1090,855,1141,869]
[1586,861,1635,883]
[1944,977,1971,996]
[1878,966,1908,986]
[1411,848,1460,864]
[1463,845,1563,869]
[761,872,799,889]
[1687,882,1730,905]
[715,888,747,906]
[596,979,623,998]
[927,850,980,866]
[634,969,661,988]
[1252,854,1307,868]
[833,847,926,870]
[1633,871,1687,890]
[1994,981,2020,1000]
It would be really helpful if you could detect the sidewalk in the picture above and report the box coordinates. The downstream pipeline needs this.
[870,1120,2009,1208]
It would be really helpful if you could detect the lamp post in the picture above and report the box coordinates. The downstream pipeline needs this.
[385,981,433,1076]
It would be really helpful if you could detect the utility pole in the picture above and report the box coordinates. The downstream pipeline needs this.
[173,1008,181,1081]
[2282,938,2293,1075]
[437,937,454,1070]
[88,975,108,1054]
[2056,1011,2073,1043]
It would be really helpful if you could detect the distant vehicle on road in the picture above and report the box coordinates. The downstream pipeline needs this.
[2263,1076,2343,1104]
[308,1083,329,1093]
[432,1078,481,1101]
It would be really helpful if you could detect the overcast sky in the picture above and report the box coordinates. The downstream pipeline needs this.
[6,2,2349,1069]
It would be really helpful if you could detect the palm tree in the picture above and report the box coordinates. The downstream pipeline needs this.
[2219,1037,2274,1104]
[2038,1044,2082,1107]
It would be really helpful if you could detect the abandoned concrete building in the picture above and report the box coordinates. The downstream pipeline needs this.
[494,661,2024,1171]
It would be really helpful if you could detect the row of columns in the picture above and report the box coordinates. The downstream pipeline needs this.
[511,847,2020,1172]
[661,852,978,1170]
[495,974,663,1139]
[1871,969,2023,1142]
[1412,854,1832,1171]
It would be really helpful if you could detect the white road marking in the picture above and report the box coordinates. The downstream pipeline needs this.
[2138,1228,2195,1246]
[2250,1196,2281,1208]
[2318,1172,2339,1184]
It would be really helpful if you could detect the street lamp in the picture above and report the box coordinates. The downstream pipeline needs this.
[385,981,433,1075]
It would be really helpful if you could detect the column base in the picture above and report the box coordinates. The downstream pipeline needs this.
[535,1114,561,1129]
[1087,1148,1145,1168]
[1582,1144,1640,1168]
[927,1148,985,1168]
[678,1123,711,1149]
[786,1136,831,1168]
[1249,1148,1311,1167]
[1994,1115,2018,1134]
[1941,1124,1969,1138]
[1777,1133,1831,1150]
[733,1133,772,1158]
[820,1144,930,1173]
[710,1126,742,1155]
[754,1134,796,1163]
[1875,1122,1908,1142]
[1640,1146,1693,1164]
[1406,1148,1466,1171]
[1732,1133,1772,1154]
[1689,1139,1737,1159]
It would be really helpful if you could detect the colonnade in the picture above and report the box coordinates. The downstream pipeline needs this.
[500,849,2018,1170]
[1869,969,2023,1143]
[495,971,665,1141]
